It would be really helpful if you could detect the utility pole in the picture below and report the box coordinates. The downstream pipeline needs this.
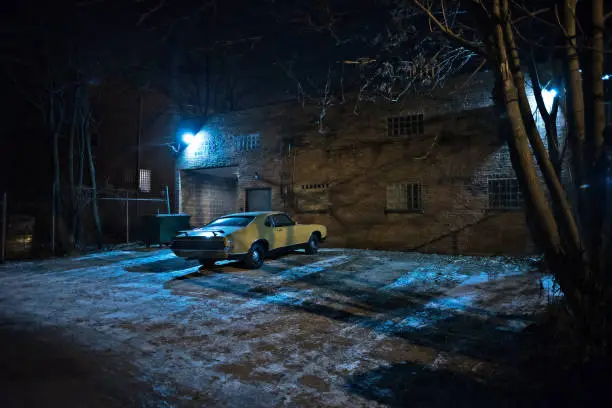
[136,92,143,218]
[126,190,130,244]
[51,182,56,254]
[1,192,7,262]
[165,185,171,214]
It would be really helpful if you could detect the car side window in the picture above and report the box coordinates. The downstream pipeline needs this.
[274,214,295,227]
[264,216,275,227]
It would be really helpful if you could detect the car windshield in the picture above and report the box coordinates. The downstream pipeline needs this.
[205,216,254,228]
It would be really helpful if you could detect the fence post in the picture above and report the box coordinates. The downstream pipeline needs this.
[126,190,130,244]
[51,182,56,255]
[165,185,171,214]
[1,192,6,262]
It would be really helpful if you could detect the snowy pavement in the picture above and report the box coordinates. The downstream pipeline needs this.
[0,248,555,407]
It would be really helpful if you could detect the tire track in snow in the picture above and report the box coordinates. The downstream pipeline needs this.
[242,255,351,308]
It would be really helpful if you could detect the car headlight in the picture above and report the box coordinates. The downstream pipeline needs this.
[224,237,234,252]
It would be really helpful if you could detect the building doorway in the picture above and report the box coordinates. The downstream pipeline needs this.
[246,188,272,211]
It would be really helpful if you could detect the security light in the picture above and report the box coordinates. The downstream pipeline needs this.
[181,132,196,145]
[542,88,557,99]
[193,130,207,145]
[181,130,208,146]
[541,89,558,110]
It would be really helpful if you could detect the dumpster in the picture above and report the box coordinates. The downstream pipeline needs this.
[140,214,191,247]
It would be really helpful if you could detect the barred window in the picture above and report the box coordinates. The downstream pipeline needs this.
[386,183,423,211]
[234,133,261,151]
[488,178,522,209]
[139,169,152,193]
[388,114,424,137]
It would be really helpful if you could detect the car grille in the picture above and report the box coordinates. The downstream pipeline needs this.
[171,237,225,251]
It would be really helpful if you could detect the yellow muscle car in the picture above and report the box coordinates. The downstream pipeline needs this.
[170,211,327,268]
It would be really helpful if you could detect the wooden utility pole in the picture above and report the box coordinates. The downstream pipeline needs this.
[1,192,6,262]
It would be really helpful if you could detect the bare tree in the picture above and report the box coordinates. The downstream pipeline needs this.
[272,0,479,129]
[2,2,115,252]
[413,0,612,358]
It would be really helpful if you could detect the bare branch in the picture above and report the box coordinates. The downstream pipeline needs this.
[137,0,167,26]
[412,0,487,56]
[510,5,553,26]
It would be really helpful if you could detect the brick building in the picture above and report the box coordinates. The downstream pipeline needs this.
[174,71,563,255]
[92,83,179,241]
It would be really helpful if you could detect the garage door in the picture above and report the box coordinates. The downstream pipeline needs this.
[246,188,272,211]
[181,171,237,227]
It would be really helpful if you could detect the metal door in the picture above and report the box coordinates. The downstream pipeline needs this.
[246,188,272,212]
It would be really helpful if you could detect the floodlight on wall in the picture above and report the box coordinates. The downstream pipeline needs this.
[182,130,208,146]
[541,88,558,111]
[181,132,196,145]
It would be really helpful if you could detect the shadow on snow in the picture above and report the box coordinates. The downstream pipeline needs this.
[164,253,551,406]
[125,257,199,273]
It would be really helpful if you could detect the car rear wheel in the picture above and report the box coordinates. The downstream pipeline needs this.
[198,259,216,268]
[244,243,265,269]
[305,234,319,255]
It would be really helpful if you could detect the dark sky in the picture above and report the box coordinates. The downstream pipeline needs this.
[1,0,610,202]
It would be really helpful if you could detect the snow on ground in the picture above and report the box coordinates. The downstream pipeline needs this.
[0,248,554,407]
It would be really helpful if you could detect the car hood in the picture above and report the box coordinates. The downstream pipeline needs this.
[177,225,243,238]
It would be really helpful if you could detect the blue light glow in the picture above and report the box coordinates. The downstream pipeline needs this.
[192,130,207,146]
[541,88,558,111]
[181,130,208,146]
[183,129,209,157]
[181,132,196,145]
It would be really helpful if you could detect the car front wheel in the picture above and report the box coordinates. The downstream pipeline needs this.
[305,234,319,255]
[244,243,265,269]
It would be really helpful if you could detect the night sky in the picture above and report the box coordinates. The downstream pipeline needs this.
[0,0,430,203]
[0,0,608,208]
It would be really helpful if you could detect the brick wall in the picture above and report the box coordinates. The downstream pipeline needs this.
[176,71,560,255]
[180,171,238,227]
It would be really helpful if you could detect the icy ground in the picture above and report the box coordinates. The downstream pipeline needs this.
[0,248,557,407]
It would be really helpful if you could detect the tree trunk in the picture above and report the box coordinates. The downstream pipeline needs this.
[75,122,85,247]
[492,0,561,251]
[50,96,74,253]
[85,117,103,249]
[69,87,79,243]
[500,0,581,253]
[528,58,561,177]
[585,0,606,274]
[561,0,587,213]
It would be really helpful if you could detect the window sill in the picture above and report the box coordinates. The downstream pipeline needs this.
[485,208,523,213]
[295,209,330,214]
[384,209,424,214]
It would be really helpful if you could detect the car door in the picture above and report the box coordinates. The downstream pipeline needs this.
[271,213,298,248]
[263,215,281,250]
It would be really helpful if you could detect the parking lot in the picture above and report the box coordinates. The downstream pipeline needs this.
[0,248,554,407]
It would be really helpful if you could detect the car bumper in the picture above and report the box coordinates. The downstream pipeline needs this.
[171,249,247,260]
